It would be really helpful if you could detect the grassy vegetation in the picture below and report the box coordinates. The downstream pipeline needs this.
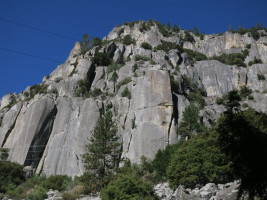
[141,42,152,50]
[155,22,172,37]
[93,51,112,66]
[121,87,131,99]
[134,54,150,61]
[116,78,132,91]
[139,20,154,32]
[181,75,206,108]
[210,50,249,67]
[248,57,263,66]
[258,74,266,81]
[229,23,267,40]
[122,35,136,45]
[107,63,123,73]
[124,21,138,28]
[183,31,195,42]
[154,40,207,62]
[1,172,82,200]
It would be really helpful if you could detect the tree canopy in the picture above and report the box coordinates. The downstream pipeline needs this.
[82,108,121,194]
[217,91,267,199]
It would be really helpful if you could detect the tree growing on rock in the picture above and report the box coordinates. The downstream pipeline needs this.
[178,104,205,139]
[80,34,90,55]
[82,108,122,194]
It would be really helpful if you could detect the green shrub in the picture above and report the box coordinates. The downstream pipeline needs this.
[75,79,89,97]
[210,51,248,67]
[123,35,135,45]
[175,65,180,72]
[93,52,111,66]
[109,71,118,82]
[27,84,48,100]
[124,21,138,28]
[152,143,181,181]
[141,42,152,50]
[121,87,131,99]
[242,103,249,108]
[154,40,180,53]
[28,186,47,200]
[132,64,138,72]
[199,33,205,40]
[229,24,266,41]
[134,54,150,61]
[181,75,206,107]
[246,44,251,49]
[101,174,157,200]
[41,175,72,191]
[0,161,26,193]
[92,37,102,47]
[62,191,81,200]
[248,57,263,66]
[118,28,124,36]
[183,31,195,42]
[89,88,102,97]
[116,78,132,90]
[139,21,154,32]
[251,31,260,40]
[239,85,252,98]
[0,148,9,161]
[248,95,254,100]
[167,130,233,189]
[216,97,225,105]
[183,48,207,62]
[107,63,122,73]
[156,22,172,37]
[257,74,266,81]
[151,61,157,66]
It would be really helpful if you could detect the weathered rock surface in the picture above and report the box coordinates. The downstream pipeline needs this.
[154,181,245,200]
[36,97,100,177]
[1,20,267,177]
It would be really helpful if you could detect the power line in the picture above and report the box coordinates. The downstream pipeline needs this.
[0,17,78,41]
[0,47,63,63]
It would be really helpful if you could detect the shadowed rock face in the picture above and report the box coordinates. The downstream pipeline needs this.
[1,21,267,177]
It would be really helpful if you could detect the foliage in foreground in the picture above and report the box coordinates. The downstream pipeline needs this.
[0,161,26,193]
[217,90,267,199]
[152,143,181,181]
[101,158,158,200]
[2,174,76,200]
[166,129,233,189]
[101,173,157,200]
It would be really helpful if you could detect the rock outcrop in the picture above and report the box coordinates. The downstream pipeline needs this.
[1,20,267,177]
[154,181,246,200]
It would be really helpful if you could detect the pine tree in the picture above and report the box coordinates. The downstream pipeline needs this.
[82,108,121,194]
[80,34,90,55]
[217,91,267,199]
[178,104,205,139]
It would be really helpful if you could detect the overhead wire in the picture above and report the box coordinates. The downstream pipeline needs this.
[0,17,78,41]
[0,47,63,63]
[0,17,81,63]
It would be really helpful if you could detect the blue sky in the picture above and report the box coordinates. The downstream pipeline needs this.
[0,0,267,98]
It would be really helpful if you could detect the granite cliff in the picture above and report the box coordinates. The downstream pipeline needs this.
[1,21,267,178]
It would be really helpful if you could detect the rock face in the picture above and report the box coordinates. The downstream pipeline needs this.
[154,181,245,200]
[1,20,267,177]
